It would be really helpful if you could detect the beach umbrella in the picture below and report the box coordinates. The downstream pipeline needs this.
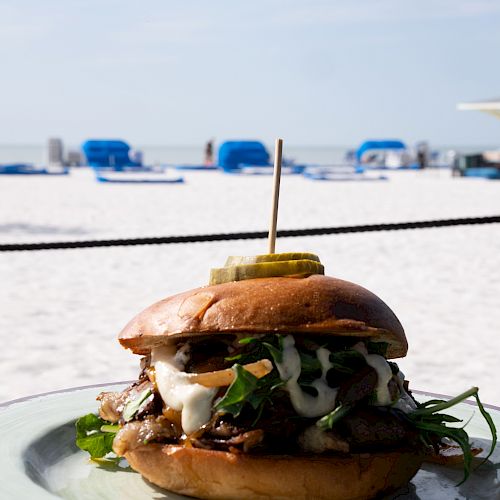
[457,97,500,119]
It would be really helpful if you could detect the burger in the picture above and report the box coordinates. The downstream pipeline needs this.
[76,254,495,499]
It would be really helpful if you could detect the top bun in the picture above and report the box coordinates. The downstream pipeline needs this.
[119,275,407,359]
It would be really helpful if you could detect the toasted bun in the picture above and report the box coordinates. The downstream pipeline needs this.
[125,445,422,500]
[119,275,407,359]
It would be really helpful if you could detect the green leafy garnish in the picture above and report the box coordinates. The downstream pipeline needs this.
[215,364,260,417]
[329,350,365,374]
[217,338,286,421]
[225,353,244,362]
[238,337,258,345]
[417,398,447,408]
[75,414,117,459]
[409,387,497,485]
[299,351,322,373]
[316,404,352,431]
[227,335,280,365]
[366,341,389,356]
[122,388,153,422]
[220,336,371,421]
[262,341,283,364]
[417,420,473,483]
[472,391,498,466]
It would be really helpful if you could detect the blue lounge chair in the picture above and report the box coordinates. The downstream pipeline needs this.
[82,139,184,183]
[174,164,219,171]
[94,169,184,184]
[0,164,69,175]
[302,165,387,182]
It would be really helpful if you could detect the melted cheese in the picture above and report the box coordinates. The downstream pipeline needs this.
[353,342,393,406]
[151,346,216,434]
[275,335,338,418]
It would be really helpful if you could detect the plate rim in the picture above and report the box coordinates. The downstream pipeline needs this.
[0,381,132,409]
[0,384,498,500]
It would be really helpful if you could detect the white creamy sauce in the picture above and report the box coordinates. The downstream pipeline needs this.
[392,370,418,414]
[151,346,216,434]
[353,342,393,406]
[174,343,191,366]
[275,335,338,418]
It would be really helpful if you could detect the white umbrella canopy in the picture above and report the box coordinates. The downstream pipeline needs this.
[457,97,500,119]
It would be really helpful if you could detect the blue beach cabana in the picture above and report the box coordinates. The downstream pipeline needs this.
[356,140,406,162]
[355,140,415,169]
[81,140,142,170]
[218,141,270,171]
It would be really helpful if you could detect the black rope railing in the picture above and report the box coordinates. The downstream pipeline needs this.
[0,215,499,252]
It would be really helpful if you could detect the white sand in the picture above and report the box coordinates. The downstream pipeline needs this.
[1,168,499,406]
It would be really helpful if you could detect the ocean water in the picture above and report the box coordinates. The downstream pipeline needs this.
[0,143,494,166]
[0,144,350,165]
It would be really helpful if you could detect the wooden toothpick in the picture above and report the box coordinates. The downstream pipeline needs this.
[268,138,283,254]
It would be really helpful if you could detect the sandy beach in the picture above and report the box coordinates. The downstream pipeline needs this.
[1,167,499,406]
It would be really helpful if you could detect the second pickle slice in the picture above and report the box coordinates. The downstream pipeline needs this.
[209,259,324,285]
[224,252,320,267]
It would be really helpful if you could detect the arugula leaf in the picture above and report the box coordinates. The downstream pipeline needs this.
[366,341,388,356]
[263,341,283,364]
[230,336,271,365]
[417,413,462,424]
[217,337,286,422]
[299,351,322,373]
[238,337,258,345]
[225,353,244,362]
[411,387,480,417]
[329,350,365,374]
[473,392,497,466]
[75,414,117,459]
[414,420,473,485]
[416,398,447,409]
[215,364,259,417]
[247,373,285,426]
[409,387,497,485]
[316,403,352,431]
[122,388,153,422]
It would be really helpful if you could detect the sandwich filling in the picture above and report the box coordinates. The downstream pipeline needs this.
[95,334,424,457]
[77,332,496,484]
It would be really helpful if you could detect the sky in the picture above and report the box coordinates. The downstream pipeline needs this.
[0,0,499,147]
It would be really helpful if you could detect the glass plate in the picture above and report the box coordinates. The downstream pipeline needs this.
[0,384,498,499]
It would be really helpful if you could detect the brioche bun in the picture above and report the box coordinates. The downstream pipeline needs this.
[119,275,407,359]
[125,445,422,500]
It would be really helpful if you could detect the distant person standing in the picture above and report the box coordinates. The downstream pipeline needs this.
[204,139,214,166]
[416,141,429,169]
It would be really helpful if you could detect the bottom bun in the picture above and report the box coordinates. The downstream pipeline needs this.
[125,444,423,500]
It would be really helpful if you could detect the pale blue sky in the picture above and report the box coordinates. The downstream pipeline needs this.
[1,0,499,146]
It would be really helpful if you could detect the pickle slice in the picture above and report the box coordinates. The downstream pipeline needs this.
[210,259,324,285]
[224,252,320,267]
